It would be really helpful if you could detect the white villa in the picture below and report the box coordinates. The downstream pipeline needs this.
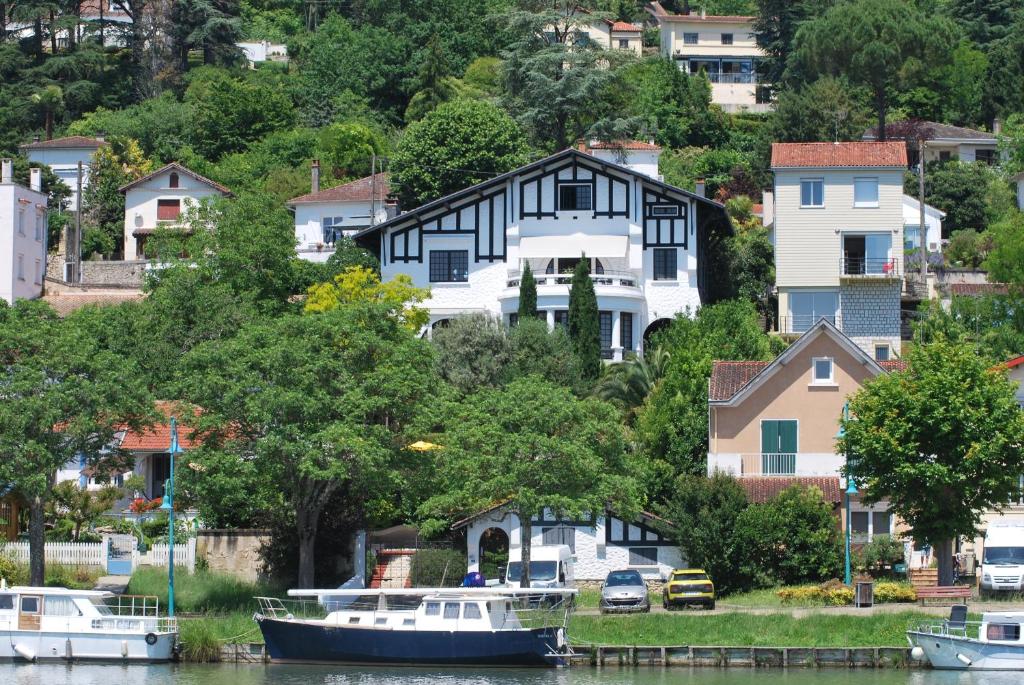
[579,17,644,55]
[353,142,734,358]
[0,160,48,304]
[19,135,108,212]
[771,141,907,359]
[647,1,768,113]
[453,503,682,586]
[902,194,945,254]
[119,163,232,260]
[289,163,394,263]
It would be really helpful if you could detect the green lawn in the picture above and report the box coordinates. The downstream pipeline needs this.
[569,611,932,647]
[125,567,282,614]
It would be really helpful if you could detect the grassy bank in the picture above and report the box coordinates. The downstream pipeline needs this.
[569,611,931,648]
[126,567,282,613]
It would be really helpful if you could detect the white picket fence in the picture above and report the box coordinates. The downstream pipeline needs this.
[145,538,197,573]
[1,540,107,566]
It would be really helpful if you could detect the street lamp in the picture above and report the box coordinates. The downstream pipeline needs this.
[159,416,183,618]
[836,402,857,585]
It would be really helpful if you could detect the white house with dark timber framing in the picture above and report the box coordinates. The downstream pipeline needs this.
[452,503,683,588]
[353,144,733,358]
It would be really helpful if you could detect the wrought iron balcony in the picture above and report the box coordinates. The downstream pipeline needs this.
[841,257,900,279]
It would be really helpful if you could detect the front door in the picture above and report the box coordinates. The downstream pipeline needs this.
[18,595,42,630]
[106,534,136,575]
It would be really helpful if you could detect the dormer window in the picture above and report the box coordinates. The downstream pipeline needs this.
[558,183,592,211]
[168,172,179,189]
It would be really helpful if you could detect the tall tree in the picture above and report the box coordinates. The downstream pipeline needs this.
[753,0,825,88]
[180,304,436,588]
[81,137,152,258]
[567,256,601,381]
[432,313,512,396]
[517,261,537,321]
[418,376,640,589]
[0,301,152,584]
[172,0,243,70]
[838,340,1024,586]
[792,0,956,138]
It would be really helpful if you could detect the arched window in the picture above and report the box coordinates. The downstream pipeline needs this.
[168,172,179,189]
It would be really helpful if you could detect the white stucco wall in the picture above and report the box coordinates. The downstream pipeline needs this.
[294,200,388,263]
[0,179,48,304]
[902,195,943,253]
[23,146,102,212]
[123,169,227,259]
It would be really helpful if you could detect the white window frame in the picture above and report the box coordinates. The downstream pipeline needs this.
[651,205,679,217]
[853,177,879,208]
[800,178,824,208]
[811,357,834,385]
[874,344,890,362]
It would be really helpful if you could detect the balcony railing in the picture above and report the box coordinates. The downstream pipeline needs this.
[841,257,900,278]
[775,314,843,336]
[506,270,639,289]
[741,453,797,476]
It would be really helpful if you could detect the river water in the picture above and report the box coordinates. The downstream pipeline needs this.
[3,664,1024,685]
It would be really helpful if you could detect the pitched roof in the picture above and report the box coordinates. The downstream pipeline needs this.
[580,139,662,151]
[738,477,841,504]
[863,121,997,143]
[950,283,1009,297]
[771,142,908,169]
[709,361,769,401]
[287,173,390,205]
[118,162,232,195]
[647,1,753,22]
[43,290,145,317]
[608,20,642,31]
[19,135,108,150]
[119,401,201,451]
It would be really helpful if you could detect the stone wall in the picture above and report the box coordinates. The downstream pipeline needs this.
[196,529,271,583]
[840,281,901,355]
[45,255,147,287]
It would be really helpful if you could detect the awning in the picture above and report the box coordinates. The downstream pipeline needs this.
[518,234,628,259]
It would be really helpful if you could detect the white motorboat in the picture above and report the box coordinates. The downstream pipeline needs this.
[0,583,177,662]
[908,607,1024,670]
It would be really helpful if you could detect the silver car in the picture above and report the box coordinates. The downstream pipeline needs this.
[599,569,650,613]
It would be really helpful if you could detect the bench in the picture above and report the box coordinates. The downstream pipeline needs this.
[916,586,971,605]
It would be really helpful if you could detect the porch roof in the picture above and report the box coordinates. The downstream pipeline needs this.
[119,401,201,451]
[738,477,841,504]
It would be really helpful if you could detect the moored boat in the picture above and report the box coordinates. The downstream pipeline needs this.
[908,609,1024,670]
[254,587,577,666]
[0,583,177,662]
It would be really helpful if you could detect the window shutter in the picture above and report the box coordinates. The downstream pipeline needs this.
[779,421,798,453]
[761,421,779,454]
[157,199,181,221]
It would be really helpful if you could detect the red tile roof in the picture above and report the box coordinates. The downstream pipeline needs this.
[879,360,908,372]
[19,135,108,150]
[119,401,201,451]
[579,140,662,152]
[950,283,1009,297]
[288,173,391,205]
[771,142,908,169]
[738,477,842,504]
[43,290,145,317]
[608,21,642,31]
[709,361,769,401]
[118,162,232,195]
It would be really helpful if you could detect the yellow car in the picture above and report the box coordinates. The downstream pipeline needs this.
[662,568,715,610]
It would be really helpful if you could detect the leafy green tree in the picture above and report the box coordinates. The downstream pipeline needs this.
[948,0,1018,47]
[68,94,192,162]
[986,212,1024,291]
[659,472,750,595]
[567,257,601,381]
[981,13,1024,119]
[404,34,456,122]
[463,56,504,97]
[771,77,872,143]
[753,0,826,87]
[999,113,1024,176]
[792,0,956,138]
[593,347,671,421]
[944,228,990,269]
[432,313,512,396]
[172,0,243,69]
[49,481,122,542]
[180,304,436,587]
[418,376,640,588]
[727,204,775,318]
[317,121,389,182]
[391,99,530,206]
[733,485,842,587]
[839,340,1024,586]
[507,318,583,390]
[81,138,152,258]
[911,298,1024,365]
[304,266,430,330]
[518,261,538,320]
[0,300,152,584]
[903,161,1010,234]
[660,147,757,206]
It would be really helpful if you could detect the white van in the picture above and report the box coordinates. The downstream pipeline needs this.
[981,521,1024,594]
[505,545,575,589]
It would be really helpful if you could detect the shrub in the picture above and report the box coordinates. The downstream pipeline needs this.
[0,553,27,585]
[873,581,917,603]
[776,580,916,605]
[858,534,906,575]
[409,548,466,587]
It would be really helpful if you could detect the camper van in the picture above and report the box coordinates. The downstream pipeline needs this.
[981,521,1024,594]
[505,545,575,590]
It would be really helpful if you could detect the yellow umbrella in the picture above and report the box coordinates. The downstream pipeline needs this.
[406,440,443,452]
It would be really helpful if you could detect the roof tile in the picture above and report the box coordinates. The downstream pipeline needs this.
[119,401,201,451]
[709,361,769,401]
[19,136,108,150]
[771,142,907,169]
[288,173,390,205]
[118,162,232,195]
[864,121,997,143]
[579,140,662,152]
[738,477,841,504]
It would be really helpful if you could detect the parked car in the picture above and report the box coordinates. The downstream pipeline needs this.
[599,569,650,614]
[663,568,715,610]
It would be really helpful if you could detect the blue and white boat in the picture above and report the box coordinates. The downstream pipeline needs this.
[254,587,576,666]
[908,610,1024,670]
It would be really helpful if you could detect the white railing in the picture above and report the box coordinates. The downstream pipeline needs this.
[707,452,846,478]
[506,270,639,289]
[741,453,797,476]
[1,541,106,566]
[145,537,197,573]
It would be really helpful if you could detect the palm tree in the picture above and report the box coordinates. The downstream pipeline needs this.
[593,347,671,420]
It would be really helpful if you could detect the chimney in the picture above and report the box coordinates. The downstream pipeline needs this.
[311,159,320,194]
[0,159,12,184]
[30,167,42,192]
[96,132,105,143]
[993,118,1002,135]
[695,178,706,198]
[33,134,41,143]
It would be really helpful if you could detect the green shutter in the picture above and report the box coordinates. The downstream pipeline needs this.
[761,421,779,454]
[779,421,798,453]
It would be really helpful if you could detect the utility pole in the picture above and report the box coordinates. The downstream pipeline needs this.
[918,138,927,284]
[370,153,377,226]
[68,160,83,283]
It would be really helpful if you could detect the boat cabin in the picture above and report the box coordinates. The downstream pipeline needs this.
[322,592,526,632]
[981,613,1024,643]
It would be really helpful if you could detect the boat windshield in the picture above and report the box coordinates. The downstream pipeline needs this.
[89,598,113,616]
[506,561,558,582]
[984,547,1024,565]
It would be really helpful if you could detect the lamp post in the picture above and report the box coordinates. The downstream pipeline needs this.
[159,417,182,618]
[836,402,857,586]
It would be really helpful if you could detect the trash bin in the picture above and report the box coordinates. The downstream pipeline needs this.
[855,581,874,608]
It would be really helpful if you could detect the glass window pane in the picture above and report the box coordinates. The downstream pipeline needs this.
[464,603,482,619]
[0,595,12,610]
[599,311,613,355]
[629,547,657,566]
[851,512,869,534]
[872,511,891,535]
[620,312,633,350]
[683,33,697,44]
[854,178,878,206]
[443,603,460,619]
[814,359,832,381]
[425,602,440,616]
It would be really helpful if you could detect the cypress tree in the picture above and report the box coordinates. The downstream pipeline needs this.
[518,262,538,321]
[568,255,602,379]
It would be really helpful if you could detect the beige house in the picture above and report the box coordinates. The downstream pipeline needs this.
[771,142,907,359]
[708,318,904,541]
[646,1,768,112]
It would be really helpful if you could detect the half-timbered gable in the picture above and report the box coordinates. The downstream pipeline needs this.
[355,147,732,358]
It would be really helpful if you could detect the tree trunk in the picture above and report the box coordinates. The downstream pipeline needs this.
[29,496,46,586]
[936,538,955,587]
[875,89,886,142]
[34,17,43,58]
[520,511,531,589]
[49,10,58,53]
[296,502,320,589]
[45,111,53,141]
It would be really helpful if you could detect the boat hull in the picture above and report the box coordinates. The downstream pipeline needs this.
[258,617,565,666]
[908,631,1024,670]
[0,629,175,663]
